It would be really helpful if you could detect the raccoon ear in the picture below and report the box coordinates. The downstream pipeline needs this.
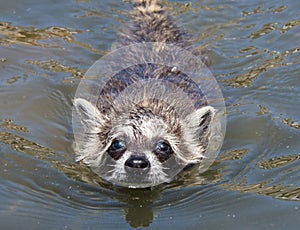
[180,106,216,163]
[184,106,215,136]
[74,98,105,129]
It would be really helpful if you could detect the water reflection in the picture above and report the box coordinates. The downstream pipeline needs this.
[1,113,300,228]
[225,182,300,201]
[0,0,300,229]
[0,23,77,47]
[257,154,300,169]
[0,118,221,227]
[225,46,300,88]
[27,59,84,81]
[116,188,160,228]
[1,116,299,227]
[0,22,105,55]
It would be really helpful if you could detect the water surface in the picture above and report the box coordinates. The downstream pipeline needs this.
[0,0,299,229]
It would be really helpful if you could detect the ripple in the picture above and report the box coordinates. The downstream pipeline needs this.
[249,23,278,39]
[1,0,300,229]
[257,154,300,169]
[281,19,300,33]
[224,182,300,201]
[0,22,78,47]
[26,59,84,80]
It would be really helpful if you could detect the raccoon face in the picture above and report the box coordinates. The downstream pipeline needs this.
[73,98,215,188]
[107,139,173,167]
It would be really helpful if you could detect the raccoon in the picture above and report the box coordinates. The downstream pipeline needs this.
[73,0,217,188]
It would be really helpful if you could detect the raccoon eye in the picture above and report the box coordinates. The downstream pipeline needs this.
[111,140,126,150]
[154,141,173,162]
[107,139,127,160]
[156,141,170,152]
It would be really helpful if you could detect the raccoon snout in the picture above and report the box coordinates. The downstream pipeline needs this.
[125,155,150,169]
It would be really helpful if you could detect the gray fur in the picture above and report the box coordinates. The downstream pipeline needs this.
[116,0,189,47]
[74,0,216,187]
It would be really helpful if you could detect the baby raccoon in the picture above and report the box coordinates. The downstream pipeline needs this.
[74,0,217,188]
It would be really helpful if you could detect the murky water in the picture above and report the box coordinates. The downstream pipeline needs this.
[0,0,299,229]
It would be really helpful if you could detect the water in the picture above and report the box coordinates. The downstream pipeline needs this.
[0,0,299,229]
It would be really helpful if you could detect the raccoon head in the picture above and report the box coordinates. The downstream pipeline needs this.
[73,98,215,188]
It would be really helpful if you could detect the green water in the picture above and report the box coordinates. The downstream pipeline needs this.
[0,0,299,229]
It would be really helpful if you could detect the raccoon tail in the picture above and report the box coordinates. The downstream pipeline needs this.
[133,0,163,14]
[117,0,188,46]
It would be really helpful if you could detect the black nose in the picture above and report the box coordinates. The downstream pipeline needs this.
[125,155,150,169]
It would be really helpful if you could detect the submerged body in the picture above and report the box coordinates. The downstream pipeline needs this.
[74,0,217,188]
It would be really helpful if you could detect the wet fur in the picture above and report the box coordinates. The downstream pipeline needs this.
[74,0,216,187]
